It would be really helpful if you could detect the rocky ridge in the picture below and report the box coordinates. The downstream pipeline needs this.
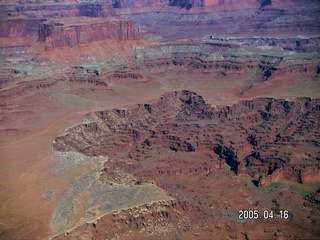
[1,0,320,239]
[1,0,319,101]
[53,90,320,187]
[53,90,320,239]
[38,18,142,49]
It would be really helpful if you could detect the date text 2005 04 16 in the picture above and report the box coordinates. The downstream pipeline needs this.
[238,210,289,220]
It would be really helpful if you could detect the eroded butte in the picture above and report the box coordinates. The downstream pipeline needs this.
[0,0,319,239]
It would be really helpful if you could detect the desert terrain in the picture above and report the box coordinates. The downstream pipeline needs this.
[0,0,319,239]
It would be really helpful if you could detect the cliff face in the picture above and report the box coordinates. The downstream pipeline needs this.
[111,0,290,9]
[2,1,320,239]
[121,0,320,41]
[0,18,45,38]
[259,164,320,186]
[53,90,320,187]
[112,0,168,8]
[112,0,201,8]
[208,37,320,53]
[133,42,319,84]
[53,199,213,240]
[204,0,258,8]
[169,0,204,8]
[38,18,142,49]
[203,0,293,9]
[51,90,320,239]
[15,3,116,18]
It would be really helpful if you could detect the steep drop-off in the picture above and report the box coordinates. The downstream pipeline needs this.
[1,0,320,239]
[53,90,320,239]
[38,18,142,49]
[53,90,320,186]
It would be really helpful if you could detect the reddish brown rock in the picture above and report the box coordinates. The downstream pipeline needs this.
[12,3,115,19]
[0,18,45,38]
[38,17,142,49]
[50,90,320,239]
[259,164,320,187]
[1,1,320,239]
[53,199,214,240]
[53,90,320,186]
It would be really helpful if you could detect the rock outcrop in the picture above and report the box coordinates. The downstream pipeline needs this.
[259,164,320,187]
[38,18,141,49]
[52,91,320,240]
[0,18,45,38]
[111,0,274,9]
[14,3,115,18]
[1,1,320,239]
[208,37,320,53]
[204,0,259,9]
[53,199,213,240]
[120,0,320,40]
[131,42,319,92]
[53,90,320,187]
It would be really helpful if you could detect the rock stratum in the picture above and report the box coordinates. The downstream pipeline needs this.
[53,90,320,239]
[1,0,320,98]
[54,90,320,186]
[0,0,320,239]
[38,18,142,49]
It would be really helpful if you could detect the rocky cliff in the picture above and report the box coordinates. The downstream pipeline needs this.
[0,18,45,38]
[53,90,320,187]
[120,0,320,40]
[169,0,204,8]
[259,164,320,186]
[52,90,320,240]
[53,199,213,240]
[38,18,142,49]
[208,37,320,53]
[13,3,115,18]
[204,0,259,8]
[132,42,319,86]
[111,0,290,9]
[113,0,168,8]
[2,1,320,239]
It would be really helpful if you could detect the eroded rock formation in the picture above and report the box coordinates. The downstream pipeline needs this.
[1,1,320,239]
[54,199,214,240]
[38,18,142,49]
[52,90,320,240]
[53,90,320,186]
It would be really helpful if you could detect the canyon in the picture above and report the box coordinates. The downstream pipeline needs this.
[0,0,319,239]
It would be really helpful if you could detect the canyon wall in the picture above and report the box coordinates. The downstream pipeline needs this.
[133,42,319,83]
[0,18,44,38]
[53,199,213,240]
[113,0,168,8]
[111,0,292,9]
[51,90,320,239]
[259,164,320,186]
[208,37,320,53]
[53,91,320,187]
[2,1,320,239]
[1,18,141,49]
[204,0,259,8]
[38,19,142,49]
[14,3,115,18]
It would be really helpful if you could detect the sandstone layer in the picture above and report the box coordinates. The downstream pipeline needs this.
[0,0,319,239]
[53,90,320,186]
[53,90,320,239]
[38,17,142,49]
